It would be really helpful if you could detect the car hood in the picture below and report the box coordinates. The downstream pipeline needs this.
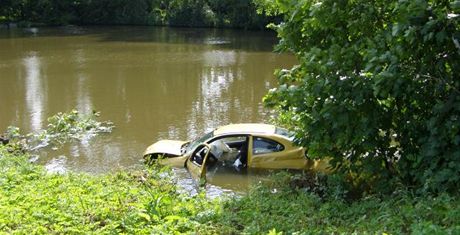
[143,140,188,157]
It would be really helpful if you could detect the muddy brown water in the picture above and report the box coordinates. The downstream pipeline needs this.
[0,26,296,193]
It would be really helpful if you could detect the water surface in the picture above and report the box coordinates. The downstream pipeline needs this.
[0,26,295,191]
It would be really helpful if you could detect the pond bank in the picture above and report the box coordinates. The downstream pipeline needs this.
[1,146,459,234]
[0,147,221,233]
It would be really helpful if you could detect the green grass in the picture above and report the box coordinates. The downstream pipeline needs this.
[0,147,221,234]
[216,173,460,234]
[1,145,459,234]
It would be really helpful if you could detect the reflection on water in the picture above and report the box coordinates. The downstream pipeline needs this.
[24,52,45,131]
[0,26,296,192]
[74,48,93,114]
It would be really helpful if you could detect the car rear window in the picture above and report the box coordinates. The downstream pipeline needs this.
[253,137,284,155]
[275,127,294,140]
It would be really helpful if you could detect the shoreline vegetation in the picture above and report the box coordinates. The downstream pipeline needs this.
[1,144,459,233]
[0,0,278,30]
[1,110,459,233]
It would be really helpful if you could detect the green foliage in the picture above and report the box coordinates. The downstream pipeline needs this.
[77,0,150,25]
[207,0,275,29]
[5,109,114,152]
[0,0,23,23]
[0,0,274,28]
[263,0,460,193]
[0,146,220,234]
[166,0,214,27]
[216,172,460,234]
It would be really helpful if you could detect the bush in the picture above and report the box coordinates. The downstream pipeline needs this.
[166,0,214,27]
[4,109,113,152]
[262,0,460,193]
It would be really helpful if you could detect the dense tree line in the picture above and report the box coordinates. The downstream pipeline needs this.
[263,0,460,194]
[0,0,275,29]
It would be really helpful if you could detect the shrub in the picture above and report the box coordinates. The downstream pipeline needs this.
[262,0,460,193]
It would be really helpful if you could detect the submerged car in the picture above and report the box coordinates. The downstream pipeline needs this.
[143,123,329,181]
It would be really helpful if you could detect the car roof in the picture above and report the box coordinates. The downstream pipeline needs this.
[213,123,277,136]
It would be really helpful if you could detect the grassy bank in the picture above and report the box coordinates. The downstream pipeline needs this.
[2,146,459,234]
[217,173,460,234]
[0,146,221,234]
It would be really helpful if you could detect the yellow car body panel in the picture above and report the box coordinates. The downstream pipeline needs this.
[143,140,187,157]
[214,123,276,136]
[186,159,203,180]
[143,123,331,182]
[185,144,211,180]
[158,155,189,168]
[248,134,309,170]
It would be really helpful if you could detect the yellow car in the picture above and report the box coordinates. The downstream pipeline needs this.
[143,123,329,181]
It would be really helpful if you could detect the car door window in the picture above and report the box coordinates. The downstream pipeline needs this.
[190,145,209,166]
[253,137,284,155]
[207,136,248,170]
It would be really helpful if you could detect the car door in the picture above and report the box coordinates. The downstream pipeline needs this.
[185,144,212,183]
[248,135,308,169]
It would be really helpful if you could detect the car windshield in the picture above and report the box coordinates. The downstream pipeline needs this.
[185,130,214,154]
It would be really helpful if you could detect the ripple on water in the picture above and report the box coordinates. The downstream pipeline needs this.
[45,155,67,174]
[171,168,237,199]
[204,38,231,45]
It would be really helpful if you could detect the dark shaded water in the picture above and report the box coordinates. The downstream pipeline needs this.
[0,26,295,191]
